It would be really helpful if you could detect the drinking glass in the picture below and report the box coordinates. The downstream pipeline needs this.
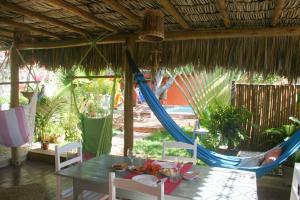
[127,148,135,167]
[170,168,180,183]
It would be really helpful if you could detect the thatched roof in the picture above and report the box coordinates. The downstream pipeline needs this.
[1,0,300,78]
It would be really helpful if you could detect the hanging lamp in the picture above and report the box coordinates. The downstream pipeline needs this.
[139,9,164,42]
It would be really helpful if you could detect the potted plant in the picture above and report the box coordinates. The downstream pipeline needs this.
[36,96,66,150]
[204,104,251,155]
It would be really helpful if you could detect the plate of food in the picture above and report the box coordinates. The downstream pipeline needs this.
[112,162,128,172]
[130,166,147,174]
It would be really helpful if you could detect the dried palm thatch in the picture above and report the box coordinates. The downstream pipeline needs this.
[19,36,300,80]
[1,0,300,78]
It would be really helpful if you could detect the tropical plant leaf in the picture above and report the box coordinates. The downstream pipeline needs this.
[169,67,244,119]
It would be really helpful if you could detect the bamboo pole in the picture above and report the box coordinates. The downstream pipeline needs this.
[48,0,116,31]
[0,80,39,85]
[123,37,135,156]
[102,0,142,26]
[72,75,121,79]
[230,81,236,105]
[10,41,20,166]
[157,0,189,29]
[0,17,61,39]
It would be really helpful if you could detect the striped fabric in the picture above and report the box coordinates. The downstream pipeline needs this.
[23,92,38,142]
[0,92,38,147]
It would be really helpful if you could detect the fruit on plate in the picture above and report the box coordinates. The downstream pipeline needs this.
[159,168,174,177]
[112,163,128,171]
[131,166,147,174]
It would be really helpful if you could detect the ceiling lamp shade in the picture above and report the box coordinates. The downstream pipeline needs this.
[139,9,164,42]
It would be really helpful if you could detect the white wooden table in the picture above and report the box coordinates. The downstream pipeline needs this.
[56,154,257,200]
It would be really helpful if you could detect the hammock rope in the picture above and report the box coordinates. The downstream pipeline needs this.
[70,32,117,156]
[126,49,300,177]
[71,77,116,156]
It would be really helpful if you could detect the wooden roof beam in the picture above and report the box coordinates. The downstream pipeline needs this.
[0,28,14,38]
[0,34,12,41]
[157,0,189,29]
[272,0,285,26]
[102,0,142,26]
[0,17,62,39]
[216,0,230,28]
[0,1,88,36]
[48,0,117,31]
[16,26,300,50]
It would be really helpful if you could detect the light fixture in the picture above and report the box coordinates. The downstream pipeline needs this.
[139,9,164,42]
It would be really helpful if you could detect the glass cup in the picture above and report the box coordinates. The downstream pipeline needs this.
[127,148,135,168]
[170,168,180,183]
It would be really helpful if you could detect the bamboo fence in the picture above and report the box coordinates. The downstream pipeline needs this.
[232,83,300,151]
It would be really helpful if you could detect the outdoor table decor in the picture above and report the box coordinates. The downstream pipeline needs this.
[124,159,193,194]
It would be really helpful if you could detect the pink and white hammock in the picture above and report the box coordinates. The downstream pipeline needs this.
[0,92,38,147]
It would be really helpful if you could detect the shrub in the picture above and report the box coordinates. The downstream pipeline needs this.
[203,104,251,150]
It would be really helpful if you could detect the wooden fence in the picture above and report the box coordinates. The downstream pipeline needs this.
[232,83,300,151]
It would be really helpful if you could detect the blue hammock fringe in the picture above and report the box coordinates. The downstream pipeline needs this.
[127,50,300,177]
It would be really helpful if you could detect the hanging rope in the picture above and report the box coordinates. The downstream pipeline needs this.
[0,52,9,71]
[16,48,37,83]
[70,31,118,156]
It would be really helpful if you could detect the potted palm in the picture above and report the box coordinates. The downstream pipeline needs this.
[36,96,66,150]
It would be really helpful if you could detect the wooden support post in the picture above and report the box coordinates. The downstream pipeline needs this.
[10,41,20,166]
[123,37,135,156]
[231,81,236,106]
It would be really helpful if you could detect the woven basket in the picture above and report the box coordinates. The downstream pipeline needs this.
[139,9,164,42]
[21,91,34,100]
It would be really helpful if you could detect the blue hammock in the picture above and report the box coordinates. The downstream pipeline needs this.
[126,50,300,177]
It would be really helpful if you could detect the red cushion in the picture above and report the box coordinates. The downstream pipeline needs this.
[261,147,282,166]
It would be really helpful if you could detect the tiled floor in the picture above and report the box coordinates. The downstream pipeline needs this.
[0,160,291,200]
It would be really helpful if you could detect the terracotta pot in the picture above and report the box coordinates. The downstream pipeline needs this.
[41,141,49,150]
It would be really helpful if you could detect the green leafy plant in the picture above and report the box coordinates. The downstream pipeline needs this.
[0,96,7,104]
[169,67,244,119]
[57,67,120,142]
[263,117,300,146]
[263,117,300,167]
[204,104,251,150]
[35,94,66,145]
